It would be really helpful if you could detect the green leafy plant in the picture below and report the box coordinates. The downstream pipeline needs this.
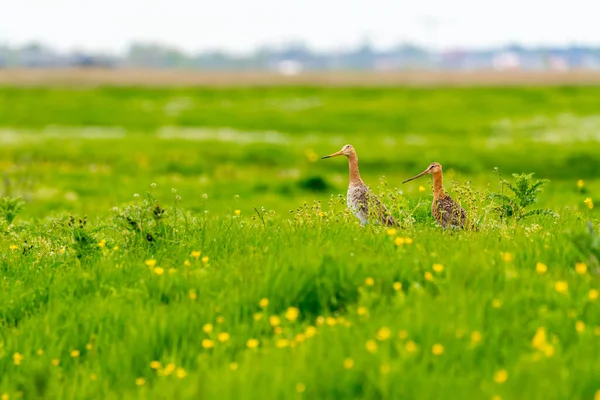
[67,215,99,260]
[491,171,553,221]
[0,196,25,225]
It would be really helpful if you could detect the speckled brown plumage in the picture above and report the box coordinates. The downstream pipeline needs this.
[403,162,466,229]
[322,144,395,226]
[348,183,395,226]
[433,194,467,229]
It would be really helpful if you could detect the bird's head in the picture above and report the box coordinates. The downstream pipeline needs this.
[321,144,355,159]
[403,162,442,183]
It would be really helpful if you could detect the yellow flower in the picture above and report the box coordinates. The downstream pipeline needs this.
[424,272,434,281]
[305,326,317,337]
[153,267,164,275]
[433,264,444,273]
[98,239,106,248]
[393,282,402,291]
[296,383,306,393]
[135,378,145,386]
[113,246,119,251]
[37,349,43,356]
[218,332,230,342]
[9,244,17,250]
[405,340,417,353]
[202,323,213,333]
[90,374,97,381]
[531,327,547,349]
[176,367,186,379]
[191,250,201,258]
[150,361,161,369]
[376,327,391,341]
[162,363,176,376]
[365,340,378,353]
[325,316,337,326]
[343,358,354,369]
[365,277,375,286]
[306,150,318,162]
[184,260,191,267]
[295,333,306,343]
[229,362,238,371]
[492,299,503,308]
[501,252,513,262]
[247,338,259,348]
[275,339,289,348]
[589,289,599,301]
[493,369,508,384]
[555,281,568,294]
[269,315,281,327]
[189,290,197,300]
[595,389,600,400]
[259,298,269,308]
[386,228,397,236]
[404,237,413,244]
[202,339,214,349]
[584,197,594,209]
[471,331,482,344]
[418,186,425,192]
[285,307,299,322]
[234,210,241,216]
[13,352,23,366]
[71,350,80,358]
[202,256,209,263]
[253,312,263,321]
[2,394,8,400]
[575,263,587,275]
[145,259,157,267]
[357,306,368,316]
[432,343,444,355]
[577,179,584,188]
[575,321,585,333]
[51,359,60,366]
[318,211,324,217]
[394,237,405,246]
[85,343,93,351]
[536,262,547,274]
[543,344,555,357]
[316,316,324,325]
[216,316,224,324]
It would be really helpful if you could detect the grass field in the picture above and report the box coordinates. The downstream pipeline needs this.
[0,84,599,399]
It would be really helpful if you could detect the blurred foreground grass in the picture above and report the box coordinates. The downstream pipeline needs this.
[0,86,599,399]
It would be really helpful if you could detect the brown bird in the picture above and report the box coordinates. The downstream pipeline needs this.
[322,144,395,226]
[403,162,466,228]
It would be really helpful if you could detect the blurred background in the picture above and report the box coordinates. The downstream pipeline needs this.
[0,0,599,219]
[1,0,598,71]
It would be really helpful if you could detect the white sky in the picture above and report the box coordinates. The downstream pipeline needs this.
[1,0,598,54]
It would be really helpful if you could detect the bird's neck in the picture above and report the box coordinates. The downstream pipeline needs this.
[348,153,363,185]
[432,170,446,198]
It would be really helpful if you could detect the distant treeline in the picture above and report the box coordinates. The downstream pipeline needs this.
[1,41,600,71]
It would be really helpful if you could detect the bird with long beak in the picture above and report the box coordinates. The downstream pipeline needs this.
[322,144,395,226]
[403,162,466,228]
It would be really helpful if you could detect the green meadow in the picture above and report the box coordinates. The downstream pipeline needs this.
[0,86,599,399]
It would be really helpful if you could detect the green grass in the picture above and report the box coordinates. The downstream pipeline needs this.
[0,86,599,399]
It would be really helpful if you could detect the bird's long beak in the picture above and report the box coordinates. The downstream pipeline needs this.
[402,169,429,184]
[321,150,344,159]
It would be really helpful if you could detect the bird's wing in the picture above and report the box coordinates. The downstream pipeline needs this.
[353,186,395,226]
[437,195,466,228]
